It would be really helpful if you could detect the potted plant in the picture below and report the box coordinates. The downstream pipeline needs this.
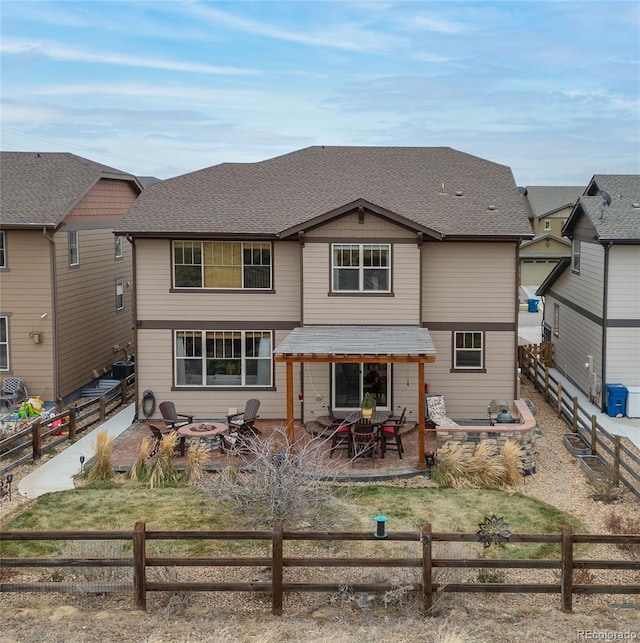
[361,392,373,419]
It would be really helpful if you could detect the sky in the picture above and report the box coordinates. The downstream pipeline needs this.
[1,0,639,186]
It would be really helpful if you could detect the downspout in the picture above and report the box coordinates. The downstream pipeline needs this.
[601,242,612,412]
[514,239,521,400]
[298,233,305,423]
[43,227,59,402]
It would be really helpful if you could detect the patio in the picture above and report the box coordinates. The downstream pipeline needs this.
[110,418,436,482]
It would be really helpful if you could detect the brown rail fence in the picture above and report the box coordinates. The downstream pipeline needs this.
[1,522,639,615]
[518,344,640,500]
[0,374,135,477]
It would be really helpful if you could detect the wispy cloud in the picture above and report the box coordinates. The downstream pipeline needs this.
[1,38,258,75]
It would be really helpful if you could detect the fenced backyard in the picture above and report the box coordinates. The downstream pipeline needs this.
[1,521,638,615]
[519,343,640,500]
[0,374,135,477]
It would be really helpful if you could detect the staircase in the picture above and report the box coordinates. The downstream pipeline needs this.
[80,378,120,399]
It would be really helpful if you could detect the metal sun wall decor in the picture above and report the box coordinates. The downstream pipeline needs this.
[477,514,512,548]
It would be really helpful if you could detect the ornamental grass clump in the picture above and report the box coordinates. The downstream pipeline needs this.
[185,442,208,485]
[128,436,152,483]
[84,430,115,483]
[148,431,181,489]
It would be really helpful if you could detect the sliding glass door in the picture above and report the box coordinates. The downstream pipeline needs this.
[332,362,389,411]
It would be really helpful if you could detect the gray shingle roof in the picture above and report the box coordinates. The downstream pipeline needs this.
[0,152,140,227]
[572,175,640,241]
[117,146,532,239]
[523,186,584,219]
[273,325,436,358]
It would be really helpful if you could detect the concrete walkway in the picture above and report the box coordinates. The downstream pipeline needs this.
[18,403,135,499]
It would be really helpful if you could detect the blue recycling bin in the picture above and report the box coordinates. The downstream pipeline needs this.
[527,298,539,313]
[606,383,628,417]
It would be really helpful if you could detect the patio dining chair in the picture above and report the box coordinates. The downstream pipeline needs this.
[351,420,378,463]
[379,407,405,459]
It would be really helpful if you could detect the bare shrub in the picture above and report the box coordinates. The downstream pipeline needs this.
[589,468,623,504]
[57,540,129,585]
[201,427,347,529]
[605,510,640,559]
[83,430,115,483]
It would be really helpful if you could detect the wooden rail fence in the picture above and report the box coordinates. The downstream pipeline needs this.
[0,374,135,477]
[1,522,639,615]
[519,344,640,500]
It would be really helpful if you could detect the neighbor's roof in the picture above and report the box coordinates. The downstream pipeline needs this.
[117,146,532,239]
[523,186,584,219]
[0,152,141,228]
[273,325,437,360]
[563,175,640,241]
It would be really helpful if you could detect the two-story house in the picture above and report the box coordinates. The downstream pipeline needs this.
[117,146,533,449]
[0,152,142,405]
[519,185,583,288]
[537,175,640,411]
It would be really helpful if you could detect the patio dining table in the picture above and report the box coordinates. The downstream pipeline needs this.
[316,410,391,429]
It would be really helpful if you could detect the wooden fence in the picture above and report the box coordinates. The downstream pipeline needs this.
[1,522,638,615]
[518,344,640,500]
[0,374,135,477]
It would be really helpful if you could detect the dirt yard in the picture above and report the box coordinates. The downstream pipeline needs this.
[1,378,639,642]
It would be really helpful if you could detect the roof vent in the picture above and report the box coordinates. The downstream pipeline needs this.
[455,190,463,197]
[487,205,497,211]
[632,203,640,209]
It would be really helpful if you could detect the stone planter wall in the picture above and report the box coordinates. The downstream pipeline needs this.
[435,399,537,474]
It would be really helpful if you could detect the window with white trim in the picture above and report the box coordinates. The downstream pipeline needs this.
[572,239,581,274]
[0,317,8,370]
[553,304,560,336]
[332,244,390,292]
[173,241,271,289]
[115,278,124,311]
[0,231,5,268]
[175,330,272,387]
[453,331,483,369]
[68,231,79,266]
[115,235,123,259]
[544,219,551,231]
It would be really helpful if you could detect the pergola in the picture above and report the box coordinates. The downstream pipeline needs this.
[273,325,437,470]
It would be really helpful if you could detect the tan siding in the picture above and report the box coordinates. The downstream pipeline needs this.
[0,230,55,399]
[305,212,416,239]
[55,225,134,397]
[302,243,420,324]
[521,259,559,286]
[136,329,299,420]
[606,328,640,384]
[608,246,640,319]
[135,239,300,322]
[423,242,517,322]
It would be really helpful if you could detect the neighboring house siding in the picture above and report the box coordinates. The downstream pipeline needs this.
[521,260,560,286]
[0,230,55,398]
[556,242,604,316]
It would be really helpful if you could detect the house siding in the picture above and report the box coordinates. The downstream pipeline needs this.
[0,230,55,399]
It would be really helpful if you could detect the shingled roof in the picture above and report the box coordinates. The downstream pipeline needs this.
[523,185,584,219]
[0,152,141,228]
[117,146,533,239]
[563,175,640,242]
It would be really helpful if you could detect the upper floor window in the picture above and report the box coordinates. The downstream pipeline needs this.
[453,331,484,370]
[115,278,124,310]
[553,303,560,336]
[175,330,272,387]
[332,244,390,293]
[544,219,551,231]
[0,231,5,268]
[68,231,79,266]
[0,317,8,370]
[572,239,581,274]
[115,235,123,259]
[173,241,271,289]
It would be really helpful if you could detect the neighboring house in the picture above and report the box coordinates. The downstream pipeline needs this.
[118,146,532,430]
[519,186,583,287]
[0,152,142,406]
[537,175,640,410]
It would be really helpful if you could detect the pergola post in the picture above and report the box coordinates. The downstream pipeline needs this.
[286,361,294,442]
[417,362,426,470]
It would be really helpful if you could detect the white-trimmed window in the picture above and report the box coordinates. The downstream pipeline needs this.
[332,244,390,292]
[115,278,124,310]
[0,231,5,268]
[544,219,551,231]
[572,239,581,274]
[453,331,483,369]
[175,330,272,387]
[173,241,271,289]
[68,231,79,266]
[115,235,123,259]
[0,317,8,370]
[553,304,560,336]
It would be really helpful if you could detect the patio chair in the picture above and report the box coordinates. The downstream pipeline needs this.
[351,420,378,464]
[0,377,27,411]
[425,395,459,427]
[158,401,194,430]
[379,407,406,459]
[227,399,261,435]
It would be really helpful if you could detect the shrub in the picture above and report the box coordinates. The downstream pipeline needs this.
[605,510,640,559]
[147,432,181,488]
[128,436,151,483]
[83,430,115,483]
